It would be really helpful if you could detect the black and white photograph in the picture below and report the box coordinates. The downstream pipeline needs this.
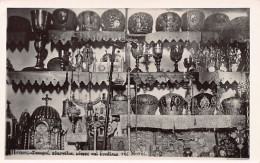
[2,0,259,161]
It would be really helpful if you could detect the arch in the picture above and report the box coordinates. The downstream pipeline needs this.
[32,120,50,130]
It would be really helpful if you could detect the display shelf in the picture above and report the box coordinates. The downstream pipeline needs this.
[48,30,126,45]
[119,115,246,130]
[127,33,146,37]
[145,31,201,43]
[7,71,127,86]
[47,30,248,46]
[131,72,246,85]
[197,72,247,84]
[131,72,185,84]
[7,71,247,86]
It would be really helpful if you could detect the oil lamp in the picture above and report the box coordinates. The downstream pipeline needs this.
[153,41,163,72]
[23,10,51,71]
[170,44,183,72]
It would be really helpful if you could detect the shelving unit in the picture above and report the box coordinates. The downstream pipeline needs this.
[6,8,249,158]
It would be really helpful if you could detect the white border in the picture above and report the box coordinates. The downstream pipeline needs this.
[1,0,260,163]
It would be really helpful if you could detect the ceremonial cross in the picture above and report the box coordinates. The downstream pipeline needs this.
[42,94,52,106]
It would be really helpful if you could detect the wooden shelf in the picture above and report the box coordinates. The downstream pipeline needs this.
[7,71,127,86]
[119,115,246,130]
[7,71,247,86]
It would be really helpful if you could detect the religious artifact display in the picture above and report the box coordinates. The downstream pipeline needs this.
[47,44,73,71]
[213,133,240,158]
[227,45,241,72]
[128,12,153,34]
[131,94,159,115]
[156,12,182,32]
[94,49,124,72]
[78,11,101,31]
[17,109,30,149]
[101,9,125,31]
[158,92,187,115]
[170,44,183,72]
[22,9,51,71]
[181,10,205,31]
[29,95,63,150]
[6,8,250,159]
[81,45,94,72]
[52,8,78,30]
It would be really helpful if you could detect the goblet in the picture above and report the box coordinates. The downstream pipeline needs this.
[23,10,51,71]
[184,56,193,72]
[170,44,183,72]
[131,42,144,73]
[153,41,163,72]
